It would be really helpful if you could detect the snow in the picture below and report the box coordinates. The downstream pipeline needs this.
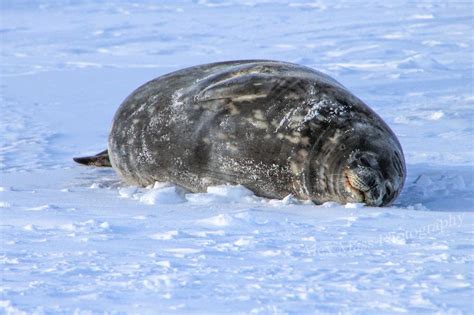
[1,0,473,313]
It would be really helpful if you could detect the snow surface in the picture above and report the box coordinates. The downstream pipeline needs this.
[1,0,473,313]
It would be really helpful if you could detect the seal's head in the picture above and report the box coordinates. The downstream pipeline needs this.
[307,121,406,207]
[343,149,405,206]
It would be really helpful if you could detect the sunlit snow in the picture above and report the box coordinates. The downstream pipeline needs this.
[1,0,473,313]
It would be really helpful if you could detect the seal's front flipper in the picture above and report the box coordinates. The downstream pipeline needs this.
[73,149,111,167]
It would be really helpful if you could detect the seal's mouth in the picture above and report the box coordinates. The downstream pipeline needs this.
[343,167,385,206]
[343,169,366,203]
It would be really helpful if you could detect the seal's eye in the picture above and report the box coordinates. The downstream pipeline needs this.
[359,156,371,167]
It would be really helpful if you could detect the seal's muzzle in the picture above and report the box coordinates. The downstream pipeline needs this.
[344,151,386,206]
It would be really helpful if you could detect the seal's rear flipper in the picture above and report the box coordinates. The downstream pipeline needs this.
[73,149,111,167]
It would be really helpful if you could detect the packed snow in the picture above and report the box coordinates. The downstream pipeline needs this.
[1,0,473,313]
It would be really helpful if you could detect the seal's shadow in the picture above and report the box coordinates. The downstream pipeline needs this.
[394,164,473,212]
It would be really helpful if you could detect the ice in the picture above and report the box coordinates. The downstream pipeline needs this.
[1,0,473,313]
[206,184,254,198]
[267,194,301,205]
[197,214,233,227]
[186,184,257,204]
[150,230,179,240]
[118,186,137,198]
[0,201,11,208]
[139,186,187,205]
[344,203,365,209]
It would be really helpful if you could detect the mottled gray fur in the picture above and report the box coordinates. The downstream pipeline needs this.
[76,60,406,206]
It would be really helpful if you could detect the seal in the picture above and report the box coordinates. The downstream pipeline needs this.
[74,60,406,206]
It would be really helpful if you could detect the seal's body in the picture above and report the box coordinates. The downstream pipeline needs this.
[75,60,406,206]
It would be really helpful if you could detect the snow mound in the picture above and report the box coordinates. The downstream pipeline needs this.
[267,194,302,205]
[150,230,179,240]
[197,214,233,227]
[118,186,138,198]
[395,55,449,71]
[119,183,260,205]
[139,186,186,205]
[186,184,256,204]
[397,166,474,211]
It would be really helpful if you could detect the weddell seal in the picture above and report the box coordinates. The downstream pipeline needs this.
[74,60,406,206]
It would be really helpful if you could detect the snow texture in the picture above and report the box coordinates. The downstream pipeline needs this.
[1,0,473,313]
